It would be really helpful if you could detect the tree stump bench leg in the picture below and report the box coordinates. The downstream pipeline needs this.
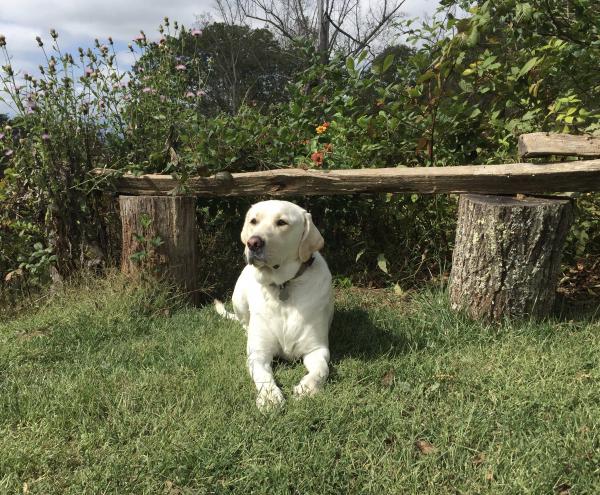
[449,194,574,320]
[119,195,200,305]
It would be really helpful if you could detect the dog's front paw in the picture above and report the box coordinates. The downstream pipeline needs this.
[256,385,285,410]
[293,377,323,398]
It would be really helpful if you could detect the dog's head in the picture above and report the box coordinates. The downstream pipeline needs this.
[240,200,324,269]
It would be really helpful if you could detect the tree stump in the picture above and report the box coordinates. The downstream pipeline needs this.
[119,195,199,305]
[449,194,574,320]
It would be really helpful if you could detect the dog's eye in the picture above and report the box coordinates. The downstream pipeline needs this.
[276,219,288,227]
[250,218,257,225]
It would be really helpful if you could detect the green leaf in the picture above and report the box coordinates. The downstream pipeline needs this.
[518,57,540,78]
[346,56,355,74]
[355,248,365,262]
[377,253,389,274]
[382,53,395,73]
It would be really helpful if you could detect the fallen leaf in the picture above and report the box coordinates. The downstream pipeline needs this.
[415,439,437,455]
[381,369,395,388]
[485,470,494,481]
[472,452,486,466]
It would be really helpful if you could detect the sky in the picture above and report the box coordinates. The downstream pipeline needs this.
[0,0,441,115]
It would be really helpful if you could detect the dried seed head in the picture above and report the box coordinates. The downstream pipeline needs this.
[0,34,6,47]
[36,36,43,47]
[50,29,58,39]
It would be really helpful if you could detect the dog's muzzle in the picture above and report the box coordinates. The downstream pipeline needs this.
[246,235,266,265]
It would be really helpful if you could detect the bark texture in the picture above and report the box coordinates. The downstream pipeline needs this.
[119,195,199,305]
[92,159,600,197]
[449,194,574,320]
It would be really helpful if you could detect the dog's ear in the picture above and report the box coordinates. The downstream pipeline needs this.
[298,212,324,262]
[240,217,250,245]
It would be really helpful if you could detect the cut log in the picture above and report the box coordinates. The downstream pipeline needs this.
[119,195,199,305]
[449,194,574,320]
[519,133,600,158]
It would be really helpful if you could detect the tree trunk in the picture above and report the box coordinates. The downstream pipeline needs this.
[119,195,199,305]
[449,194,574,321]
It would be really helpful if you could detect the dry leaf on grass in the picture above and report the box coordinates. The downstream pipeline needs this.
[381,369,395,388]
[415,439,437,455]
[472,452,486,466]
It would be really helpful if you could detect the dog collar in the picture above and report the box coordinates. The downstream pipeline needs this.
[271,256,315,301]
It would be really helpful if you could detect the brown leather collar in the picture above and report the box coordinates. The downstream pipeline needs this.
[270,256,315,301]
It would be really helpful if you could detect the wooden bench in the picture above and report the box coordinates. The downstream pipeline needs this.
[92,132,600,318]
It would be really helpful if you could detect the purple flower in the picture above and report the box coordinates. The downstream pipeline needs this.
[185,91,195,98]
[175,64,186,71]
[133,34,145,42]
[5,149,13,157]
[85,67,93,76]
[191,29,202,37]
[142,87,154,93]
[159,36,166,44]
[0,133,4,140]
[196,89,206,97]
[41,133,50,141]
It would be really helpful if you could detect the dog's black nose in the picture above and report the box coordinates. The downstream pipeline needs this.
[247,236,264,252]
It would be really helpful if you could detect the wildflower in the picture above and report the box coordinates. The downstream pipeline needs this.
[4,125,11,131]
[4,149,13,157]
[108,36,113,45]
[2,64,13,76]
[0,34,6,47]
[311,151,324,166]
[159,36,166,44]
[0,133,4,140]
[133,33,145,43]
[196,89,206,97]
[191,29,202,37]
[85,67,93,77]
[175,64,186,71]
[41,132,50,141]
[185,91,195,98]
[315,125,326,134]
[164,16,170,26]
[142,87,154,93]
[36,36,43,47]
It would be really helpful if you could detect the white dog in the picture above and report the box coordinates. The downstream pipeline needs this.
[215,200,334,409]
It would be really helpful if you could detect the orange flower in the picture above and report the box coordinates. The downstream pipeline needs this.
[311,151,324,166]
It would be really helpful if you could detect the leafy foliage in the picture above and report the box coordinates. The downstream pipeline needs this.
[1,3,599,300]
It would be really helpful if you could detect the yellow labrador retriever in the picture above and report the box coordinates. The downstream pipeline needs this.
[215,200,333,409]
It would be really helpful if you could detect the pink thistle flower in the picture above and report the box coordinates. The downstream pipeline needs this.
[185,91,195,98]
[84,67,93,76]
[196,89,206,97]
[191,29,202,37]
[133,34,145,42]
[5,149,13,157]
[0,133,4,140]
[175,64,186,71]
[159,37,166,44]
[41,133,50,141]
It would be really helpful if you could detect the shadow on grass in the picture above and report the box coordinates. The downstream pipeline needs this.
[329,308,410,362]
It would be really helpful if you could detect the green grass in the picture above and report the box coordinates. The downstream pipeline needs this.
[1,275,599,494]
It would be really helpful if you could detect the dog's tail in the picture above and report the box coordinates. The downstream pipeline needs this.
[213,299,238,321]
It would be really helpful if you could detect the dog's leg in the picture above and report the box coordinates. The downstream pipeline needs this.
[293,347,330,398]
[247,351,285,410]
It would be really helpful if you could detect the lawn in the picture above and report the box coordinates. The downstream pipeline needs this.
[1,275,599,494]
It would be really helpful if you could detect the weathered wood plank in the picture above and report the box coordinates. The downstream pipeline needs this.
[518,133,600,158]
[92,159,600,196]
